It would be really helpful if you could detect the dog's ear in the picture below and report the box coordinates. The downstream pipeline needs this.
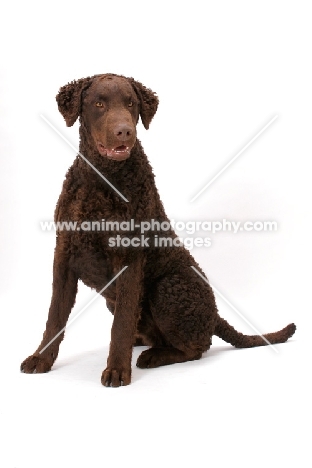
[129,78,159,130]
[56,77,93,127]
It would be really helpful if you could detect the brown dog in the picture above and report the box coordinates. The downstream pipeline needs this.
[21,74,296,386]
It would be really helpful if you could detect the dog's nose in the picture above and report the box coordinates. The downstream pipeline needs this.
[114,124,133,141]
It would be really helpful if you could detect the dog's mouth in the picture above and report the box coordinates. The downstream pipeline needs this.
[97,143,131,161]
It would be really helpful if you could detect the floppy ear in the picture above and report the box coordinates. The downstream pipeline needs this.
[129,78,159,129]
[56,77,93,127]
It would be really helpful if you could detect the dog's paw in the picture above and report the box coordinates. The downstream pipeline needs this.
[136,347,201,368]
[136,348,162,368]
[101,367,131,387]
[20,355,53,374]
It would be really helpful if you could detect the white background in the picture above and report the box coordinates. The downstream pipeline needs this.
[1,1,310,467]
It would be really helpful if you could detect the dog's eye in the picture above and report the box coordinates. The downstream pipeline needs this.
[128,101,133,107]
[95,102,103,107]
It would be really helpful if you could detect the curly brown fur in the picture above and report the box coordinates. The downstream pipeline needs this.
[20,74,296,386]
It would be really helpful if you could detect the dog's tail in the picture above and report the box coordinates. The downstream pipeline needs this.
[214,317,296,348]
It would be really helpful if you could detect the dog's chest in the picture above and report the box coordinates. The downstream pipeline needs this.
[55,182,147,259]
[57,184,134,223]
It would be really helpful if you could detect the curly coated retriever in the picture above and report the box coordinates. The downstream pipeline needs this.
[21,74,296,386]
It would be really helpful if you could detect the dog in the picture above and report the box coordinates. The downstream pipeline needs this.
[21,74,296,386]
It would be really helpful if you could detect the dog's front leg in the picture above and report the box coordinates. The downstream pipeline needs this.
[21,246,78,374]
[101,256,144,387]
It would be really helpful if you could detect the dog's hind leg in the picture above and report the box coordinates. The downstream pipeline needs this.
[134,305,167,347]
[135,312,203,366]
[136,273,217,368]
[136,346,202,368]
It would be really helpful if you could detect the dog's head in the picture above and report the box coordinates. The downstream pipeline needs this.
[56,74,158,161]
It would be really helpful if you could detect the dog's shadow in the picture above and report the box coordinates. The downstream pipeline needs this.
[51,344,236,386]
